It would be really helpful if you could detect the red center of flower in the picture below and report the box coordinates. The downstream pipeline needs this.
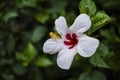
[64,33,78,49]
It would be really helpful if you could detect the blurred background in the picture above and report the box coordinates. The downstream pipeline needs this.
[0,0,120,80]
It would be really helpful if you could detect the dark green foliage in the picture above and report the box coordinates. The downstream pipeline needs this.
[0,0,120,80]
[79,70,106,80]
[87,12,112,34]
[31,26,47,43]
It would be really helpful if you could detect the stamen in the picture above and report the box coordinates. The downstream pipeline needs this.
[72,33,77,38]
[64,41,73,45]
[64,33,78,49]
[66,34,72,40]
[49,32,60,39]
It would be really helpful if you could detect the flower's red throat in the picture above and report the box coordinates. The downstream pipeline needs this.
[64,33,78,49]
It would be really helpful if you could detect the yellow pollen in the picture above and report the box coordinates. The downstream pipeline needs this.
[49,32,60,39]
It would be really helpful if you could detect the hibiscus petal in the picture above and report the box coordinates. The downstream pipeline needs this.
[55,16,69,36]
[57,48,76,69]
[70,14,91,34]
[43,39,64,54]
[77,34,99,57]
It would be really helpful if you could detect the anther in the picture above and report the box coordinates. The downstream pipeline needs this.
[49,32,60,39]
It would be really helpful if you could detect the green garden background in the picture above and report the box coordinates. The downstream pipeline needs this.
[0,0,120,80]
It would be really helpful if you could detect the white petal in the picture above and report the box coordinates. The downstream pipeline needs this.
[70,14,91,34]
[55,16,69,36]
[77,34,99,57]
[43,39,64,54]
[57,48,76,69]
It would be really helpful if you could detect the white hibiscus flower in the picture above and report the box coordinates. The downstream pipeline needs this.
[43,14,99,69]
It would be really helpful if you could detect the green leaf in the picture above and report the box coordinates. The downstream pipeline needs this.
[90,53,109,68]
[97,43,110,58]
[107,55,120,70]
[87,12,112,34]
[24,43,37,60]
[16,52,30,66]
[79,0,96,16]
[16,52,28,61]
[2,74,15,80]
[16,43,37,66]
[50,0,67,18]
[6,35,15,53]
[31,26,47,43]
[66,12,76,26]
[34,11,49,23]
[100,30,120,42]
[15,0,38,8]
[2,11,18,22]
[79,70,106,80]
[12,64,26,75]
[89,43,110,68]
[29,68,43,80]
[35,56,53,67]
[0,58,13,66]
